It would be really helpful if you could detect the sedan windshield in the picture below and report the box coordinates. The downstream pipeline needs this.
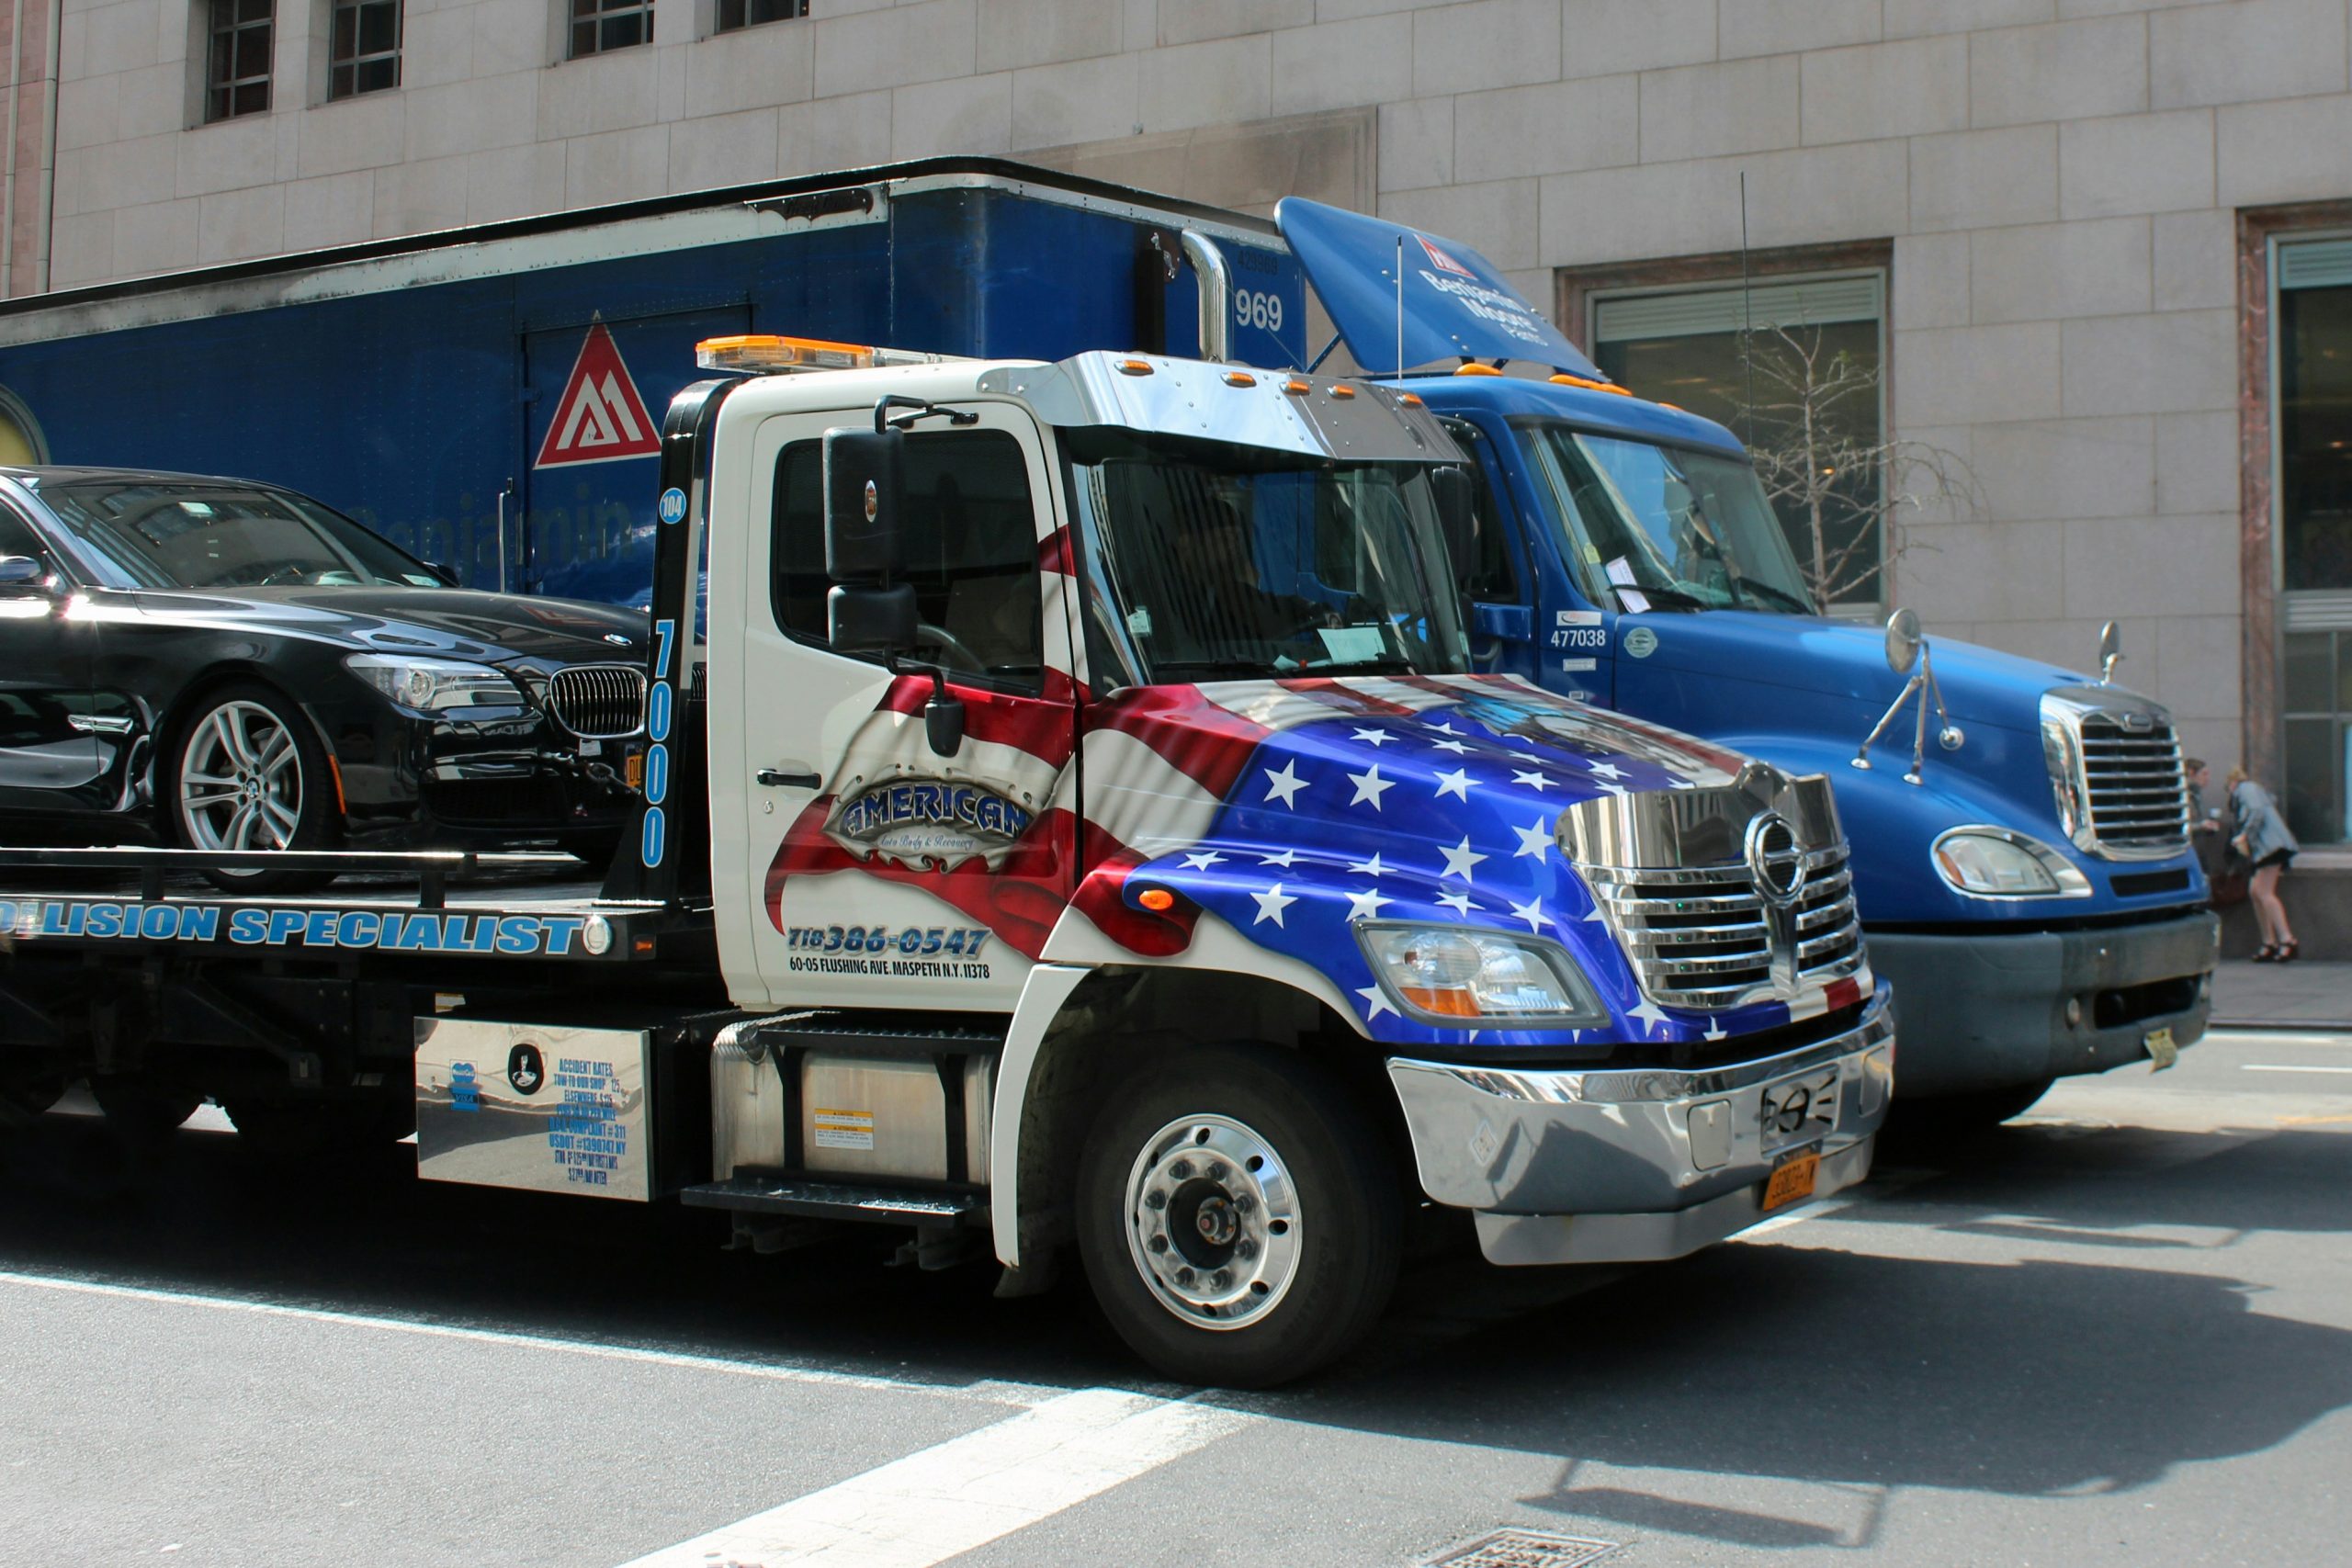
[1517,424,1816,615]
[1061,429,1469,686]
[36,480,442,591]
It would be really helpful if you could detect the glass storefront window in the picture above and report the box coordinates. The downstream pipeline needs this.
[2280,630,2350,844]
[2280,285,2352,592]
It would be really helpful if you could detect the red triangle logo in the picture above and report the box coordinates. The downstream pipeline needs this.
[1416,233,1476,279]
[534,322,662,468]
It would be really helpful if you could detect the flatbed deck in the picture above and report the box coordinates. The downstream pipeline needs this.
[0,848,707,964]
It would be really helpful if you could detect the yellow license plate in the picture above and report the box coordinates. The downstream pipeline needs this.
[2144,1025,2178,1071]
[624,752,645,790]
[1762,1152,1820,1212]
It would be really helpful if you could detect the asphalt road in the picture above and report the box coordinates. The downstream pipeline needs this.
[1,1026,2346,1567]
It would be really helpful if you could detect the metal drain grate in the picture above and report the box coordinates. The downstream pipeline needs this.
[1423,1528,1621,1567]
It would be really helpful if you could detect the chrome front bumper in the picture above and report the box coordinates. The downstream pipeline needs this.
[1385,987,1895,1267]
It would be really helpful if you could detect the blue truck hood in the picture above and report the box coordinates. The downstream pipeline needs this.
[1623,609,2095,739]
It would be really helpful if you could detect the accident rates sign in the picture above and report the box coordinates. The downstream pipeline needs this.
[536,322,661,468]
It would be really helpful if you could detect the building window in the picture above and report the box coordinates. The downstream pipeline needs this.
[1589,274,1888,611]
[329,0,401,98]
[570,0,652,57]
[2274,236,2352,842]
[717,0,806,31]
[205,0,275,122]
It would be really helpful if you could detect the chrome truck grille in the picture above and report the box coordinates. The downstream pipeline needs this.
[1559,764,1869,1013]
[547,663,649,739]
[2041,688,2188,860]
[1581,847,1865,1010]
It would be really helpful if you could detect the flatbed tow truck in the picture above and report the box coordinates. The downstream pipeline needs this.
[0,338,1894,1385]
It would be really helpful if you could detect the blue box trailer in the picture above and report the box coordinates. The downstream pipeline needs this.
[0,159,1306,607]
[1264,196,2219,1118]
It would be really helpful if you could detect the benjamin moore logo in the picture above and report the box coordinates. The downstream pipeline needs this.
[829,778,1035,870]
[1417,233,1477,279]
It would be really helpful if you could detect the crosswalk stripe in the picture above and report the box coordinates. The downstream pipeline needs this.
[2242,1064,2352,1075]
[0,1269,1032,1402]
[617,1387,1252,1568]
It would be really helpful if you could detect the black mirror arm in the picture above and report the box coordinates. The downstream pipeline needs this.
[889,654,967,758]
[873,394,979,434]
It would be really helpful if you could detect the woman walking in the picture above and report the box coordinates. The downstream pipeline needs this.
[2227,766,2301,961]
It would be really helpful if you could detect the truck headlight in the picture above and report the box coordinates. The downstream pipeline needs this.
[1931,826,2091,899]
[1357,923,1608,1025]
[345,654,521,715]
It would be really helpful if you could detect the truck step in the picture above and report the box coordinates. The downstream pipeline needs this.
[680,1174,987,1226]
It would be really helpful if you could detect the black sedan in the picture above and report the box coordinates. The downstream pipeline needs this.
[0,467,649,887]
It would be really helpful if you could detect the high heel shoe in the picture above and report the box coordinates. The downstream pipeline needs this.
[2253,944,2278,963]
[2277,941,2299,963]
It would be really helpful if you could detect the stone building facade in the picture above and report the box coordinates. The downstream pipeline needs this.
[8,0,2352,839]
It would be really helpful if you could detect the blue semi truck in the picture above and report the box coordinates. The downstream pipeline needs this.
[1259,197,2217,1121]
[0,159,2212,1118]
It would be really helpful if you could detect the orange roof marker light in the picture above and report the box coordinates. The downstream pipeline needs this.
[1116,358,1155,377]
[694,334,967,374]
[1398,391,1426,407]
[1550,372,1635,397]
[1222,370,1258,388]
[1454,363,1503,377]
[1329,384,1358,400]
[1283,378,1312,396]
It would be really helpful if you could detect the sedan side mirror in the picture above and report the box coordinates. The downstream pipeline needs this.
[420,559,461,587]
[0,554,51,588]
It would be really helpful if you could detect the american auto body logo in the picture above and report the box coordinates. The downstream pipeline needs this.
[827,776,1035,871]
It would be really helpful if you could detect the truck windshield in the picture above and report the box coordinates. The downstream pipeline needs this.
[1061,429,1470,686]
[36,480,442,592]
[1516,424,1816,615]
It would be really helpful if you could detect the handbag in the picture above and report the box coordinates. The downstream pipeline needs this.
[2211,843,2252,907]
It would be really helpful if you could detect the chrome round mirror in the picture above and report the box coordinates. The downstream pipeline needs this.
[1884,607,1922,676]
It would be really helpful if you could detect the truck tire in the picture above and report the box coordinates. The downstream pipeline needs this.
[1897,1077,2056,1140]
[1074,1043,1400,1389]
[224,1098,412,1161]
[164,682,339,893]
[90,1079,203,1145]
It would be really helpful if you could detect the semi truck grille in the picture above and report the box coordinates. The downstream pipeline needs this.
[2077,715,2189,853]
[547,663,649,739]
[2041,689,2189,861]
[1585,847,1867,1011]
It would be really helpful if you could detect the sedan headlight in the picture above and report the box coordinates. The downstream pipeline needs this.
[345,654,522,714]
[1931,826,2092,899]
[1357,923,1609,1025]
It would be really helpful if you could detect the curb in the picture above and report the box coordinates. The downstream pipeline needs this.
[2210,1016,2352,1032]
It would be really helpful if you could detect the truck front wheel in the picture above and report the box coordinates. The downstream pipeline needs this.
[1074,1043,1400,1388]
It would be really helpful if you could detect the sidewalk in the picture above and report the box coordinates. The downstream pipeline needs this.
[2210,959,2352,1030]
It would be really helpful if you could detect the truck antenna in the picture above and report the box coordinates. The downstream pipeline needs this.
[1396,233,1406,377]
[1738,170,1756,446]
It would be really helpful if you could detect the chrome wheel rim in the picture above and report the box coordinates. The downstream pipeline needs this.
[179,701,304,861]
[1122,1112,1302,1331]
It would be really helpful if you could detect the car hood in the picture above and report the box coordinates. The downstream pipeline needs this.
[124,585,649,667]
[1622,610,2109,736]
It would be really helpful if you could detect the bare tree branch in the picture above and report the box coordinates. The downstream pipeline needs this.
[1735,321,1984,605]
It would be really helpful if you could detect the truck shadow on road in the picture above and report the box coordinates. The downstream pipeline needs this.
[1,1112,2346,1549]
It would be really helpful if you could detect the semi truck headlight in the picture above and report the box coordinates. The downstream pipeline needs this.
[1357,924,1607,1025]
[1931,827,2091,898]
[345,654,521,714]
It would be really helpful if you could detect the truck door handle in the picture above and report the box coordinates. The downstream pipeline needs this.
[756,769,822,789]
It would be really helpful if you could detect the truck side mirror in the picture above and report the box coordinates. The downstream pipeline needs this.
[823,424,904,581]
[827,581,918,655]
[1430,466,1477,583]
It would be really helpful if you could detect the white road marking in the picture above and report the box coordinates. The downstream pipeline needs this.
[0,1269,1038,1403]
[617,1386,1252,1568]
[1734,1194,1861,1240]
[2242,1064,2352,1075]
